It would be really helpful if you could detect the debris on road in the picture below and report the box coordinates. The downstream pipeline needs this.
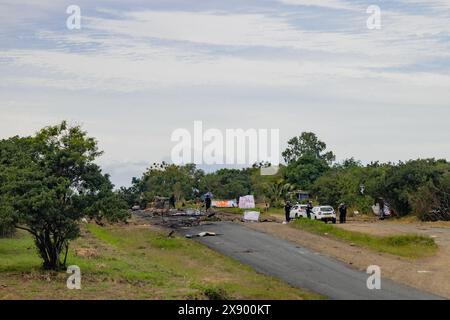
[171,209,202,216]
[185,231,218,238]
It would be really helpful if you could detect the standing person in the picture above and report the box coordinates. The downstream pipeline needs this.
[169,194,176,209]
[378,198,385,220]
[284,201,292,222]
[338,203,347,224]
[205,194,212,212]
[306,201,313,219]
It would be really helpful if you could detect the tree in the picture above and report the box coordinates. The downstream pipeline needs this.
[118,177,145,208]
[283,154,330,190]
[311,159,450,218]
[263,180,295,207]
[0,122,128,270]
[412,173,450,221]
[199,168,253,200]
[282,132,335,190]
[282,132,335,164]
[124,163,205,205]
[311,162,375,213]
[375,159,449,216]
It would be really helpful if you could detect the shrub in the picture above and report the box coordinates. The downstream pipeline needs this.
[412,173,450,221]
[202,286,230,300]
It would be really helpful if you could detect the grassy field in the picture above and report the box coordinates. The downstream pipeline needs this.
[0,223,322,300]
[291,219,438,259]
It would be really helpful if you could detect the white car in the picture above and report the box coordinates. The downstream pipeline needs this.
[290,204,308,219]
[312,206,337,223]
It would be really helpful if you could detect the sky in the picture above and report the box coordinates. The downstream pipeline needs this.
[0,0,449,187]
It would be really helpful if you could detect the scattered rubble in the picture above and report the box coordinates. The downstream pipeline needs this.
[133,207,275,236]
[185,231,218,238]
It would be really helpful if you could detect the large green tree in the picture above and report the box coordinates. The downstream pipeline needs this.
[375,159,449,216]
[283,154,330,190]
[282,132,335,190]
[199,168,253,200]
[0,122,128,270]
[132,163,204,204]
[282,132,335,164]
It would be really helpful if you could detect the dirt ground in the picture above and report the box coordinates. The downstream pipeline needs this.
[247,217,450,299]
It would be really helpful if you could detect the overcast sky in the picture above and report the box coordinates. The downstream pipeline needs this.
[1,0,449,187]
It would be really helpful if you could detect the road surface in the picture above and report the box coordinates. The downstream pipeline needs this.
[184,222,443,300]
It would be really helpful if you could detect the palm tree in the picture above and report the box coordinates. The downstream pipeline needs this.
[265,180,295,207]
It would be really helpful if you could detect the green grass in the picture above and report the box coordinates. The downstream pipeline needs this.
[218,207,283,216]
[291,219,438,259]
[0,233,41,273]
[216,207,248,215]
[265,207,284,215]
[0,224,323,300]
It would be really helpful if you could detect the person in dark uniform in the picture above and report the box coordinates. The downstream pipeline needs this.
[306,201,313,219]
[205,194,212,212]
[338,203,347,224]
[378,198,385,220]
[169,194,176,209]
[284,201,292,222]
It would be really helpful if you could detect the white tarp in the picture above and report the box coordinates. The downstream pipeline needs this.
[239,195,255,209]
[243,211,260,222]
[371,204,380,215]
[372,204,391,216]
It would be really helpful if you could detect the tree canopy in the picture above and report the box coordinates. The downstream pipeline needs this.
[282,132,335,164]
[282,132,334,190]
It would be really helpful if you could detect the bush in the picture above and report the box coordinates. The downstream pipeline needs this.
[377,159,448,216]
[202,286,230,300]
[412,173,450,221]
[311,164,379,213]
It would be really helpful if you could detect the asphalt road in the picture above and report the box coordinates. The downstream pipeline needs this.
[184,221,443,300]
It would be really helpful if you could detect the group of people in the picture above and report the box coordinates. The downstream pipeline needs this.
[284,201,348,224]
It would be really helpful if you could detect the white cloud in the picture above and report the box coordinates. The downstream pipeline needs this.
[277,0,357,10]
[1,4,449,186]
[1,9,448,94]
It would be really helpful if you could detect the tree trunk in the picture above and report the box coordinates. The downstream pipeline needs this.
[33,230,66,270]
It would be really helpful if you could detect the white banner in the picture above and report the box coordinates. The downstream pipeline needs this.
[239,195,255,209]
[243,211,260,222]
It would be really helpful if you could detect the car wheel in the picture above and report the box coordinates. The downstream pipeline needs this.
[332,218,336,224]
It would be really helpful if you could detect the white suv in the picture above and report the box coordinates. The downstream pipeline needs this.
[312,206,336,224]
[290,204,308,219]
